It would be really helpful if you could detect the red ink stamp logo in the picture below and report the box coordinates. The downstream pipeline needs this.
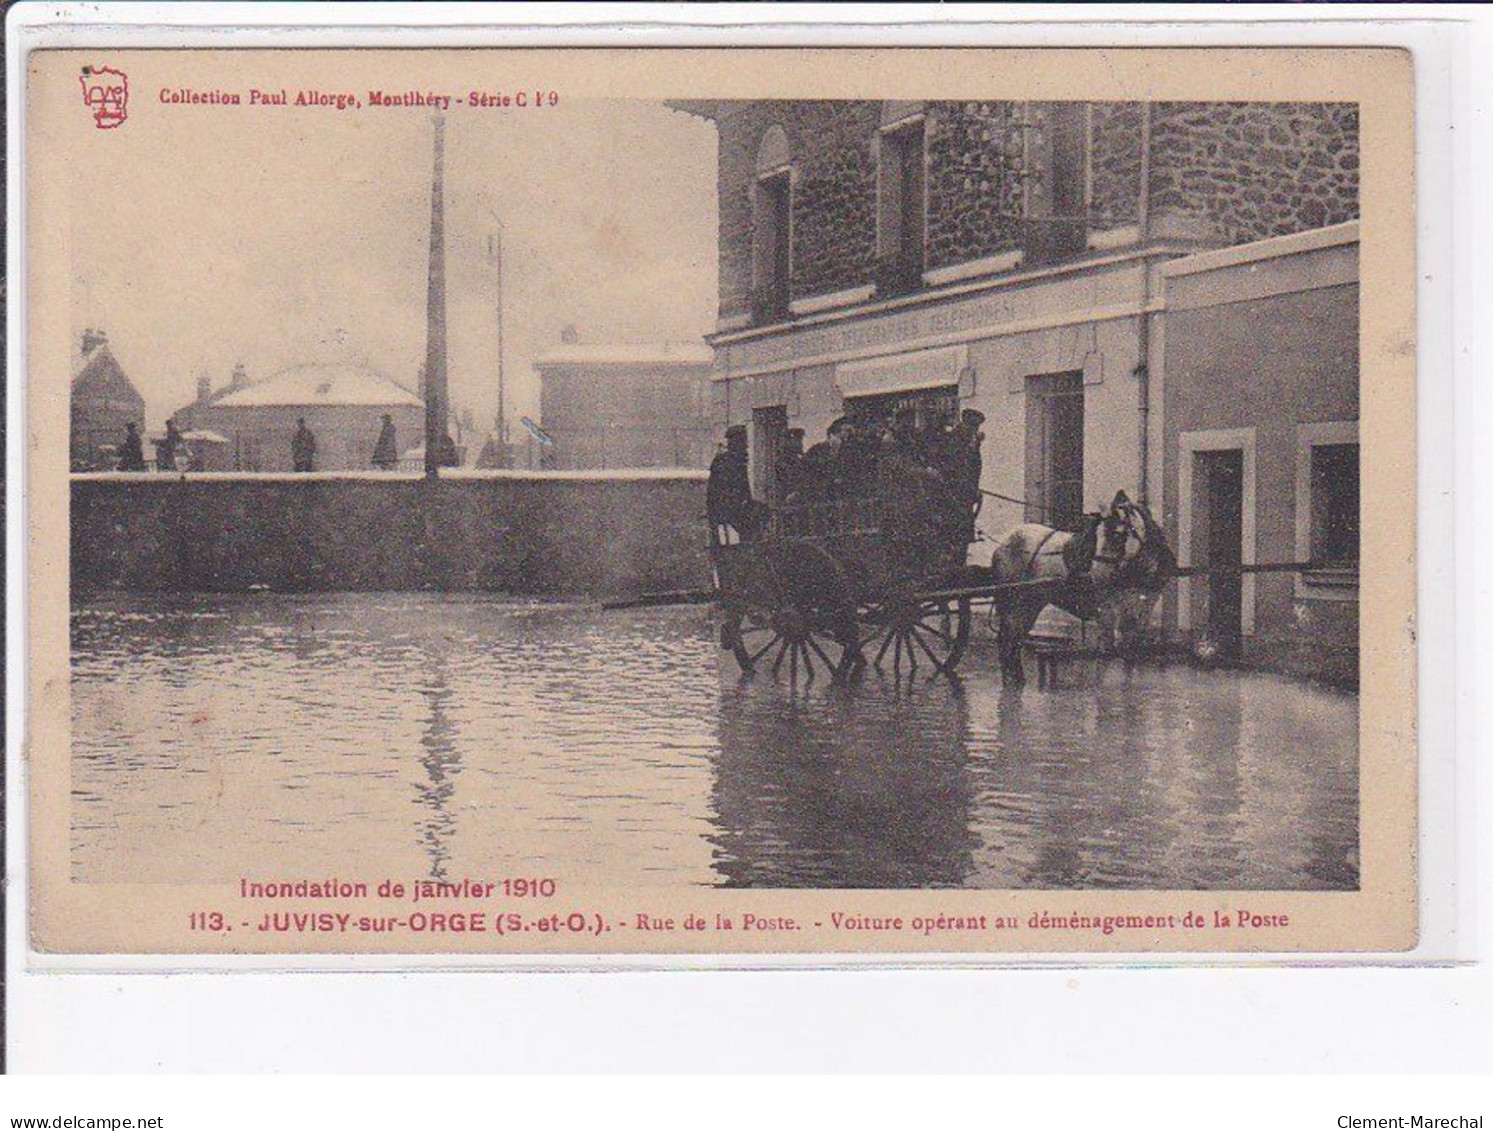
[80,65,129,129]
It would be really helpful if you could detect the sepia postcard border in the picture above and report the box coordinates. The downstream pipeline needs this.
[20,44,1417,959]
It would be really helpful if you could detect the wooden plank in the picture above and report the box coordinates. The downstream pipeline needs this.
[916,577,1067,603]
[1172,562,1325,577]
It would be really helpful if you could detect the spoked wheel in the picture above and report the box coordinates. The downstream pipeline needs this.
[722,543,859,683]
[855,592,972,679]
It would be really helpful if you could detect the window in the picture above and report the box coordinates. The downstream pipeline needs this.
[1310,443,1359,566]
[1025,372,1085,531]
[1024,103,1089,265]
[877,119,926,295]
[752,171,792,324]
[846,386,959,440]
[1294,422,1358,598]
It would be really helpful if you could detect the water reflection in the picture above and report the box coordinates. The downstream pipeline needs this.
[414,656,461,879]
[71,595,1359,891]
[711,676,976,888]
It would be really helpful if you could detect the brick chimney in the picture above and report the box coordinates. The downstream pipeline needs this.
[81,327,108,354]
[196,374,213,404]
[560,324,579,345]
[228,363,248,390]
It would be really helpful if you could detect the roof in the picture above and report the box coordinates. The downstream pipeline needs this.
[71,342,144,407]
[210,364,423,409]
[532,341,714,369]
[180,429,228,443]
[664,100,745,122]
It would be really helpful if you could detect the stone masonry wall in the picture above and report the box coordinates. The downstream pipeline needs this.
[715,102,880,317]
[714,107,758,321]
[924,101,1025,270]
[711,99,1359,319]
[1088,102,1144,232]
[788,101,882,299]
[1149,102,1359,243]
[72,473,709,598]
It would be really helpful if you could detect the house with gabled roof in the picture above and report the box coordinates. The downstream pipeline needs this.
[71,329,145,471]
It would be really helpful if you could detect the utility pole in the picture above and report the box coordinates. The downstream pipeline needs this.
[423,113,450,479]
[487,221,510,468]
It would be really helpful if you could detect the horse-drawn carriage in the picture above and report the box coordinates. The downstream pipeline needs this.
[708,483,1174,685]
[710,489,985,681]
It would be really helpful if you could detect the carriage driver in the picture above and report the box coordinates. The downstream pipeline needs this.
[949,408,986,544]
[707,425,769,541]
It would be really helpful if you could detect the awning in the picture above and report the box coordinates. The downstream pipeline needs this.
[834,344,969,399]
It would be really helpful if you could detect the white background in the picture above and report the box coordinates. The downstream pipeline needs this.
[4,1,1489,1102]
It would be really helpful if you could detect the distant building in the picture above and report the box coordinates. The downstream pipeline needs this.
[175,363,424,472]
[535,331,714,471]
[71,329,145,471]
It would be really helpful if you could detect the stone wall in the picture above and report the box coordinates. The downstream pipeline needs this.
[715,102,880,318]
[925,101,1025,269]
[1150,102,1359,243]
[711,99,1359,322]
[1088,102,1144,233]
[71,472,710,598]
[787,102,882,300]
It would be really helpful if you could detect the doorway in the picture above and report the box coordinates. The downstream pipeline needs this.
[1025,371,1085,530]
[1195,448,1244,659]
[752,404,788,504]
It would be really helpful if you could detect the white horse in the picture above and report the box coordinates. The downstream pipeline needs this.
[988,491,1175,684]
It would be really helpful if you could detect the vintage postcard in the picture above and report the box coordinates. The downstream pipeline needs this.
[24,45,1416,958]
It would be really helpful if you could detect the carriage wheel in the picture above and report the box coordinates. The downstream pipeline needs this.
[855,593,972,678]
[722,543,859,683]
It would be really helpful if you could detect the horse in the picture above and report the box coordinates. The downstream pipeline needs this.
[988,490,1175,684]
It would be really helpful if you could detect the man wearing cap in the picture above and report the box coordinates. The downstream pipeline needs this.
[707,425,767,540]
[951,408,987,545]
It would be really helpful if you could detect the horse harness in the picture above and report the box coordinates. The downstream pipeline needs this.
[1021,527,1068,580]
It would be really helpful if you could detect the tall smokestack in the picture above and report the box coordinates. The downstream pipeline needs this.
[423,113,450,478]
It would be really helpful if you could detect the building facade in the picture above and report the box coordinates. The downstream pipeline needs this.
[536,335,715,471]
[677,98,1359,679]
[1160,223,1359,685]
[175,363,425,472]
[71,329,146,471]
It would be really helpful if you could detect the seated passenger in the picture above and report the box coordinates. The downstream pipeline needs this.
[878,416,950,576]
[775,427,806,504]
[838,417,882,499]
[799,417,849,503]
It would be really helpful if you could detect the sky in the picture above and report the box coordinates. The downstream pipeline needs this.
[68,98,720,433]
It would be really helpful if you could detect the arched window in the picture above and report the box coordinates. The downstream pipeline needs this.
[876,101,928,296]
[752,125,793,323]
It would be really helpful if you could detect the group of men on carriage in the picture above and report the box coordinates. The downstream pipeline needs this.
[704,402,1177,684]
[705,404,988,569]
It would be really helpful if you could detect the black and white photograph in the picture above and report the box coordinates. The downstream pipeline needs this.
[24,45,1415,957]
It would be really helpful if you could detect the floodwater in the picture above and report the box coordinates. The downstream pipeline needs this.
[71,594,1359,890]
